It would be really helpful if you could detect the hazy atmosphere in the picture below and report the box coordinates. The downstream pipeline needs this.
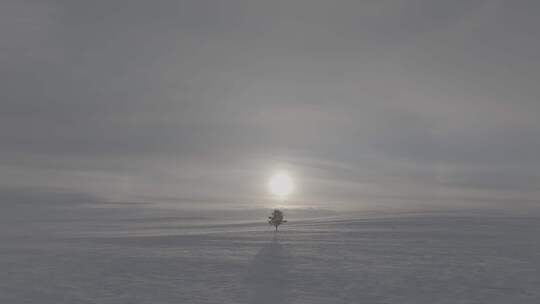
[3,0,540,212]
[2,2,540,303]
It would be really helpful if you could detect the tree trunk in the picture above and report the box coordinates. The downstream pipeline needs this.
[275,225,278,232]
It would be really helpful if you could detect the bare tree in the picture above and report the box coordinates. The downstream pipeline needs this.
[268,209,287,231]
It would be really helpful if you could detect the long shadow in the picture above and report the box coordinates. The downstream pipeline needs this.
[246,234,292,304]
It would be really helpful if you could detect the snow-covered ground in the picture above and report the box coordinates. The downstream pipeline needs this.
[1,203,540,303]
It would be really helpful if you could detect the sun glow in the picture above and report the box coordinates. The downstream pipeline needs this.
[268,171,294,199]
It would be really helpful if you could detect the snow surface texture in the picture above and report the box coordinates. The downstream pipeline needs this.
[1,204,540,303]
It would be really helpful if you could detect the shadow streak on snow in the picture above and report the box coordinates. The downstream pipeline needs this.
[246,234,292,304]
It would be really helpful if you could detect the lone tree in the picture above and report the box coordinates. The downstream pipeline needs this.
[268,209,287,231]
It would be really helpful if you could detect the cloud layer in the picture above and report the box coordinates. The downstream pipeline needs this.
[2,0,539,210]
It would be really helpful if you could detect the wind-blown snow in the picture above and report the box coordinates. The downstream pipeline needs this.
[1,204,539,303]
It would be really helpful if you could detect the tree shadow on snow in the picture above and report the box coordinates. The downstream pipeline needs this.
[246,234,292,304]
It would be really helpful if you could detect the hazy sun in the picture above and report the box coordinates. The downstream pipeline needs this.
[268,171,294,199]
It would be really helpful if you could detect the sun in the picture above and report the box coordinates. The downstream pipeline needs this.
[268,171,294,199]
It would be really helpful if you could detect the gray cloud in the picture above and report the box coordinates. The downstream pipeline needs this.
[1,0,539,210]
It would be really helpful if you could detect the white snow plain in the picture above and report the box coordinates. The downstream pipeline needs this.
[1,203,540,303]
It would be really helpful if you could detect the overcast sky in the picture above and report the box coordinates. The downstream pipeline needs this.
[2,0,540,211]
